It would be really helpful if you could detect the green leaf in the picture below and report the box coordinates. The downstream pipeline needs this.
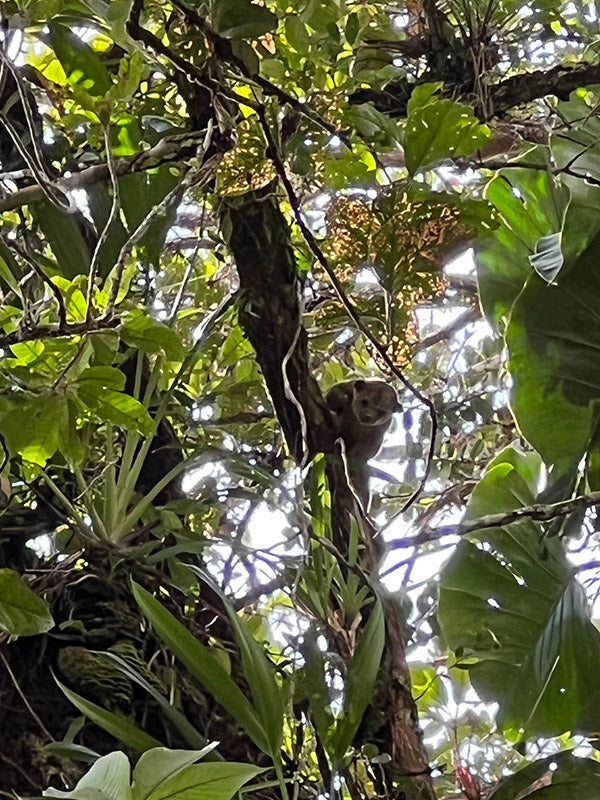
[405,82,444,114]
[141,762,265,800]
[330,600,385,762]
[55,677,161,752]
[0,569,54,636]
[44,752,131,800]
[404,97,490,175]
[77,384,153,433]
[285,15,310,53]
[490,751,600,799]
[33,200,91,279]
[76,366,127,392]
[48,22,112,97]
[122,310,183,360]
[438,446,600,736]
[132,748,214,800]
[0,395,65,466]
[131,583,270,754]
[100,653,212,751]
[118,168,179,269]
[477,167,570,325]
[212,0,278,40]
[200,573,284,758]
[345,12,359,45]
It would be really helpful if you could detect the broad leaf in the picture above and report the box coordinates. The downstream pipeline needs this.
[438,446,600,736]
[141,762,264,800]
[490,751,600,799]
[477,167,570,325]
[122,310,183,360]
[48,22,112,97]
[212,0,278,40]
[32,200,91,279]
[0,395,65,466]
[44,752,131,800]
[0,569,54,635]
[132,747,215,800]
[404,95,490,175]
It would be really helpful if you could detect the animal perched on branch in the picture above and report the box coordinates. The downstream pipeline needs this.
[325,379,401,509]
[326,379,401,460]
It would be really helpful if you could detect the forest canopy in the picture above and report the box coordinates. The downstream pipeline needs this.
[2,1,600,799]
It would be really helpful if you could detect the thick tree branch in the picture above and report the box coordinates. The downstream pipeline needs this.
[387,490,600,550]
[350,62,600,120]
[221,186,332,460]
[0,130,207,213]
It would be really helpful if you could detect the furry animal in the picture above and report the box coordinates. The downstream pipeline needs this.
[325,379,401,461]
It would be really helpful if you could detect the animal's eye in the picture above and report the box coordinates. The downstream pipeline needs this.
[361,399,369,406]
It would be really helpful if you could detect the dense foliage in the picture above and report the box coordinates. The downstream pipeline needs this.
[2,0,600,798]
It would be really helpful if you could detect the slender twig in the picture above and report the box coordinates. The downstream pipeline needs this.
[0,109,71,211]
[3,237,67,329]
[414,306,480,352]
[0,650,54,741]
[0,317,118,347]
[105,158,216,314]
[86,125,121,322]
[256,106,438,515]
[387,490,600,550]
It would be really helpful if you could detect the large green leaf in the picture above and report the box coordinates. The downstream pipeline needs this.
[438,446,600,736]
[132,747,214,800]
[44,751,131,800]
[122,310,183,360]
[212,0,278,40]
[476,109,600,472]
[141,762,264,800]
[190,571,284,760]
[0,394,65,466]
[477,167,570,325]
[0,569,54,635]
[33,200,91,279]
[404,92,490,176]
[490,751,600,799]
[118,168,179,269]
[131,583,270,754]
[48,22,112,97]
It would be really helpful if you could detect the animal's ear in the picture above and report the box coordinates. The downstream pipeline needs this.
[354,379,366,392]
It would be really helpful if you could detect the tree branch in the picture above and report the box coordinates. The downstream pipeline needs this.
[0,317,119,347]
[415,306,480,352]
[350,62,600,120]
[387,490,600,550]
[0,130,207,213]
